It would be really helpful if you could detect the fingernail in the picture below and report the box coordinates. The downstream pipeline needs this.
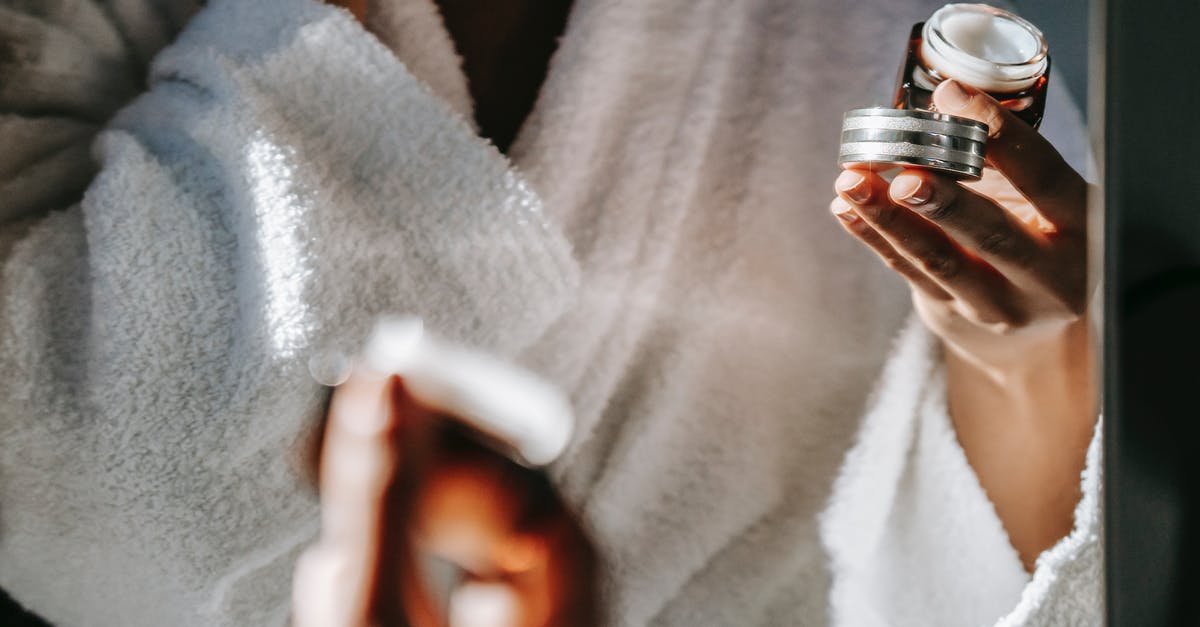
[835,170,871,203]
[892,174,932,206]
[830,197,860,223]
[936,80,972,112]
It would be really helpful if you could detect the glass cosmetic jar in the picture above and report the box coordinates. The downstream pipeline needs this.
[894,3,1050,128]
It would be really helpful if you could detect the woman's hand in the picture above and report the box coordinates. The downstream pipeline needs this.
[830,79,1096,569]
[293,367,597,627]
[832,79,1090,369]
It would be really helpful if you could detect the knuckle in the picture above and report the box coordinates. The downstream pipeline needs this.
[920,198,959,222]
[920,249,962,280]
[845,217,873,235]
[863,203,898,227]
[986,320,1021,336]
[976,230,1033,265]
[978,308,1028,334]
[983,106,1007,141]
[882,256,906,273]
[977,231,1013,255]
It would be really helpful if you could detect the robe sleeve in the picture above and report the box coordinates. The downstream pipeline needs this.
[0,0,578,624]
[0,0,202,224]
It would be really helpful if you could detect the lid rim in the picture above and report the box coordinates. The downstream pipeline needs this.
[921,3,1049,92]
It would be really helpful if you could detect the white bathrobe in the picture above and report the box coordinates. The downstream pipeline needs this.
[0,0,1100,625]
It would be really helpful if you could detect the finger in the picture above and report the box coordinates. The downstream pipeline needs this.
[312,366,401,626]
[835,168,1024,325]
[318,369,438,626]
[413,448,560,578]
[413,427,597,627]
[889,170,1054,286]
[380,382,446,627]
[489,508,597,627]
[532,512,599,626]
[830,197,953,301]
[320,367,400,550]
[932,80,1088,230]
[292,546,349,627]
[413,458,525,576]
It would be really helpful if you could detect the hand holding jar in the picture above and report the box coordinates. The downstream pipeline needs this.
[292,322,597,627]
[832,78,1089,375]
[829,3,1095,570]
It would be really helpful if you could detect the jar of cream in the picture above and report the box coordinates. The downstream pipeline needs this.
[838,4,1052,179]
[894,3,1051,128]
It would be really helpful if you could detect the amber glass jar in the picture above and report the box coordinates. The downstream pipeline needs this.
[894,4,1050,128]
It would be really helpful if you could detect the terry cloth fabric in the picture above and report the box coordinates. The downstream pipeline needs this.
[0,0,1098,625]
[0,1,577,624]
[819,318,1103,626]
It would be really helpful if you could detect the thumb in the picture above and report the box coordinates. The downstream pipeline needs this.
[931,79,1010,141]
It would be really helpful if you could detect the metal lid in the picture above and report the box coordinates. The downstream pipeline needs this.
[838,107,989,179]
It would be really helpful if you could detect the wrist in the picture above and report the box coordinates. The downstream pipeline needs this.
[944,315,1095,424]
[942,315,1097,570]
[945,316,1090,386]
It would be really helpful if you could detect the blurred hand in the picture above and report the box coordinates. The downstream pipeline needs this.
[324,0,368,23]
[293,367,597,627]
[831,79,1090,373]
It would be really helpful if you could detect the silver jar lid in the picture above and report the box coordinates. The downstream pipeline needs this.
[838,107,988,180]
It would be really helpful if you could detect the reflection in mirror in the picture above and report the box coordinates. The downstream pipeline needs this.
[0,1,1101,625]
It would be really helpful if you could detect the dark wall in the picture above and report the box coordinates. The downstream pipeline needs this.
[1104,0,1200,624]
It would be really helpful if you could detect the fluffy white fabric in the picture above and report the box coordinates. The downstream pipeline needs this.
[820,319,1103,626]
[0,0,1098,625]
[0,1,577,624]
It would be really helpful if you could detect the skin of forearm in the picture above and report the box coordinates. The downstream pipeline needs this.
[943,317,1096,572]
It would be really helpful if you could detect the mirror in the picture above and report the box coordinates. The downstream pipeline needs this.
[1102,0,1200,624]
[0,0,1138,625]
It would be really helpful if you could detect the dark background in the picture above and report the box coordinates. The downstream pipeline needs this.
[1103,0,1200,624]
